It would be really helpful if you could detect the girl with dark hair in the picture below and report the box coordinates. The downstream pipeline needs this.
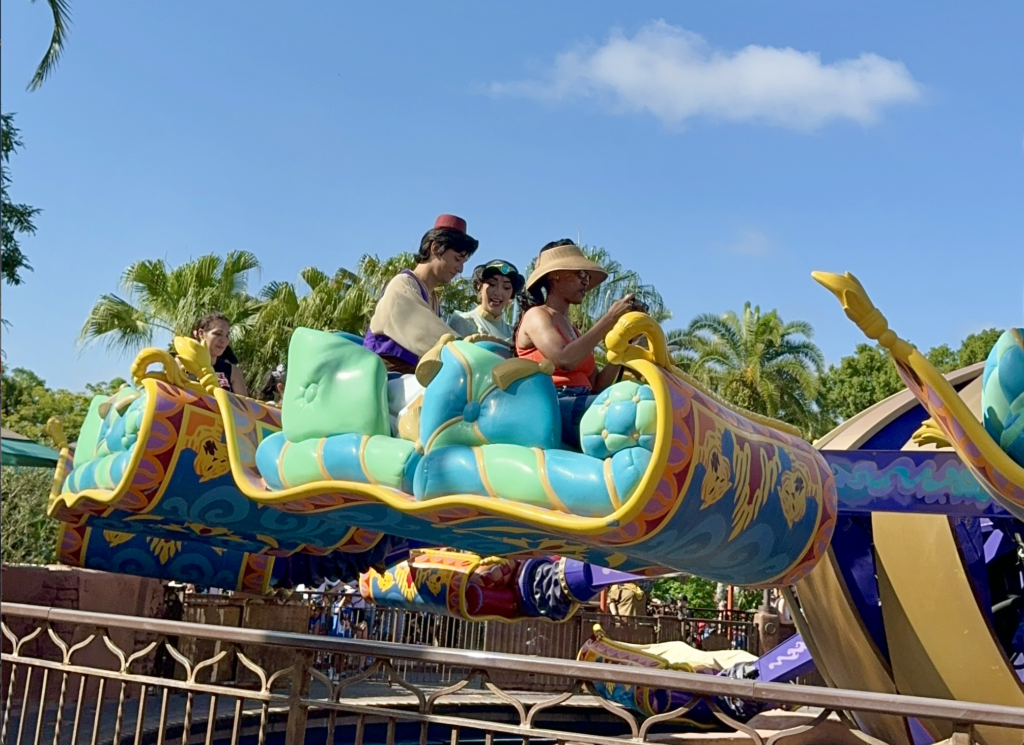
[258,364,286,406]
[192,311,248,396]
[364,214,479,374]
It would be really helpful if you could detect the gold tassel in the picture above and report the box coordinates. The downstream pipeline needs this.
[491,358,554,391]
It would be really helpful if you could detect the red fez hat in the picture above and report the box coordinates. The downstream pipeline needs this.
[433,214,468,234]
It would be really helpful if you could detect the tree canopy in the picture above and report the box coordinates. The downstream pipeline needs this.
[26,0,72,91]
[1,113,39,292]
[0,364,123,568]
[668,302,827,436]
[79,251,264,357]
[1,365,125,445]
[818,327,1004,423]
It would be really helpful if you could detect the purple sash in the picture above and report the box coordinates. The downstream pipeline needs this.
[363,270,432,366]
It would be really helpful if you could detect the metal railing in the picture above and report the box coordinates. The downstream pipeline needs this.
[181,591,758,689]
[3,603,1020,745]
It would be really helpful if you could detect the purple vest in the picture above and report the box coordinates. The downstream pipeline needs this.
[363,270,433,367]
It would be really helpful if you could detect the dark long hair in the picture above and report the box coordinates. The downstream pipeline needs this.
[258,364,286,403]
[512,239,575,355]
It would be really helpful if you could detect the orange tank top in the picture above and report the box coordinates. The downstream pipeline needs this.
[515,309,596,390]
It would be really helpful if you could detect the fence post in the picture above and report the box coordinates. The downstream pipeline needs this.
[284,650,312,745]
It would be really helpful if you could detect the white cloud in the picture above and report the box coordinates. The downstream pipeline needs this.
[491,21,923,130]
[725,228,771,257]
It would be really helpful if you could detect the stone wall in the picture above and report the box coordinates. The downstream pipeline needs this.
[1,564,168,700]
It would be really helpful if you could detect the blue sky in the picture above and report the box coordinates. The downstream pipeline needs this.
[2,1,1021,391]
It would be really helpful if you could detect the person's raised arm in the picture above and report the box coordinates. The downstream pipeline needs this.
[592,358,623,392]
[521,294,635,371]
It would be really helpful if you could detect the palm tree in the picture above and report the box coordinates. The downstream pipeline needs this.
[667,303,826,433]
[237,254,478,387]
[25,0,72,91]
[234,266,364,387]
[79,251,262,356]
[572,246,669,332]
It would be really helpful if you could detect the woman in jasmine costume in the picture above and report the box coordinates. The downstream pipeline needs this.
[363,214,479,374]
[447,259,524,344]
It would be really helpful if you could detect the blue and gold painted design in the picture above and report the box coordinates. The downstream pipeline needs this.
[200,319,836,587]
[53,316,836,590]
[49,372,395,591]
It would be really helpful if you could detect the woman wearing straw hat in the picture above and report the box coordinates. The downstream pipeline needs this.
[515,240,638,445]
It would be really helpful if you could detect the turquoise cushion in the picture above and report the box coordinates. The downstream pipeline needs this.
[74,395,109,468]
[257,430,420,493]
[418,340,561,452]
[94,392,145,459]
[982,329,1024,466]
[579,381,657,459]
[282,328,390,442]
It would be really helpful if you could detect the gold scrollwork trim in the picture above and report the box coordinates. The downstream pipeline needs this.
[606,312,802,438]
[45,417,73,499]
[130,346,203,394]
[813,270,1023,490]
[172,336,220,394]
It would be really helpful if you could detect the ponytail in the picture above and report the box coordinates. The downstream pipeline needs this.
[512,282,547,357]
[512,240,573,355]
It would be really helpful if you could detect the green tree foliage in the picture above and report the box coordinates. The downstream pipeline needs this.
[1,113,40,290]
[667,303,826,436]
[817,343,903,422]
[1,366,125,445]
[1,466,58,565]
[1,366,126,566]
[79,252,263,356]
[957,328,1004,367]
[652,576,764,612]
[237,254,477,389]
[568,246,669,333]
[340,253,477,323]
[818,328,1005,425]
[926,344,959,373]
[85,244,659,391]
[652,576,715,607]
[26,0,72,91]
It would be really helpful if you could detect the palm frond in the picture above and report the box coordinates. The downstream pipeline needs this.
[300,266,331,291]
[27,0,72,91]
[78,294,168,356]
[219,250,261,296]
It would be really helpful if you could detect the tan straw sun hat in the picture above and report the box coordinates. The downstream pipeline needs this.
[524,243,608,291]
